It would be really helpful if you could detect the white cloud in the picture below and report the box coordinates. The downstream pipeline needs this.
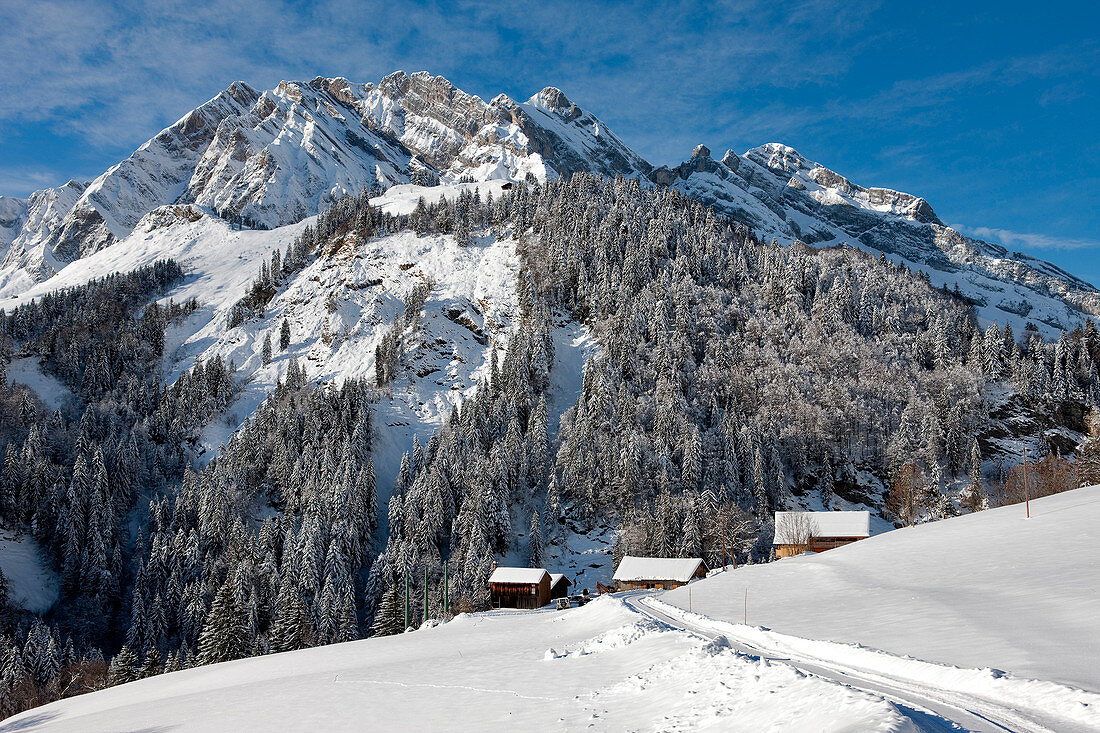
[959,225,1100,252]
[0,167,81,197]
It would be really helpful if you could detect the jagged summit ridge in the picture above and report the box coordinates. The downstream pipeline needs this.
[0,70,1095,334]
[0,71,655,295]
[657,140,1099,331]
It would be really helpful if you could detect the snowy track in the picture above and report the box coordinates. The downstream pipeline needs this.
[623,592,1089,733]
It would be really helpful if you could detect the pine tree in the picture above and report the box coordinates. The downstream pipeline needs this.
[336,584,359,643]
[680,495,703,558]
[197,576,252,665]
[279,318,291,351]
[370,583,404,637]
[107,645,140,686]
[268,575,311,653]
[139,648,163,679]
[527,511,544,568]
[961,439,986,513]
[262,334,273,366]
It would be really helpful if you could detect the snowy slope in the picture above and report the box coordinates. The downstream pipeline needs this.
[2,596,924,733]
[0,530,58,614]
[661,484,1100,693]
[10,491,1100,732]
[6,184,542,504]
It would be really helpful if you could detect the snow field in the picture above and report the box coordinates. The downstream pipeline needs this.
[662,485,1100,693]
[3,595,922,732]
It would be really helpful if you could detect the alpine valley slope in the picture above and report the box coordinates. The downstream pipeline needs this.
[658,485,1100,698]
[5,489,1096,732]
[4,182,600,571]
[0,71,1096,337]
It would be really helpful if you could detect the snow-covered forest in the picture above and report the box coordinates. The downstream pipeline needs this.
[0,175,1096,718]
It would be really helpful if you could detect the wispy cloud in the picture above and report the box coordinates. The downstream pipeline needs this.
[0,167,78,197]
[959,225,1100,252]
[0,0,880,163]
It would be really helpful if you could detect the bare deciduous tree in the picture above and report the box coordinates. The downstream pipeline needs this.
[885,463,924,526]
[775,512,819,555]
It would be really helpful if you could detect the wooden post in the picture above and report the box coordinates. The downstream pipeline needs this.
[404,568,409,631]
[444,560,449,618]
[1023,447,1031,519]
[423,566,428,624]
[744,588,748,625]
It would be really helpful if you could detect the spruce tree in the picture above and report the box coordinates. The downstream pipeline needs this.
[370,584,404,637]
[280,319,291,351]
[107,645,140,686]
[527,511,544,568]
[140,648,163,679]
[268,576,310,653]
[197,576,252,665]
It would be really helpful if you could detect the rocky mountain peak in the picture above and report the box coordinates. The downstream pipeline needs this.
[378,69,411,97]
[534,86,571,110]
[745,142,810,173]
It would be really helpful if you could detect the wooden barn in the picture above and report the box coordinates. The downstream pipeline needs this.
[549,573,571,600]
[488,567,551,609]
[612,557,707,591]
[774,510,870,558]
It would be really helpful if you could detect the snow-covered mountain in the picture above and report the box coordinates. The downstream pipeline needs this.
[657,143,1100,335]
[3,182,591,519]
[1,72,1094,334]
[0,72,649,296]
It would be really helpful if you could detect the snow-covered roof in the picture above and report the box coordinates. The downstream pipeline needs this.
[489,567,550,585]
[613,557,705,583]
[773,511,870,542]
[549,573,570,588]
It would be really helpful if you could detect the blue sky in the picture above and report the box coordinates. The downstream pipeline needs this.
[1,0,1097,282]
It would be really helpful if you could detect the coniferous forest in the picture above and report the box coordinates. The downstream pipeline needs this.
[0,175,1097,717]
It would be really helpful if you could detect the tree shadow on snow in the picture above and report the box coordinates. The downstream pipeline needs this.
[0,711,175,733]
[0,712,61,731]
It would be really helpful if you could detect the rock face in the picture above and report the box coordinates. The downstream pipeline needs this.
[0,72,1096,336]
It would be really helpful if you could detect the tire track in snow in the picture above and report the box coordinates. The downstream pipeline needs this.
[623,592,1064,733]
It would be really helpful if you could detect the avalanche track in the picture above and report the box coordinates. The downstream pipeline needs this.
[621,591,1088,733]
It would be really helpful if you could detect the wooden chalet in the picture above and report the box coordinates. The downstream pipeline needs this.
[549,573,571,600]
[612,556,707,591]
[488,567,551,609]
[773,510,871,558]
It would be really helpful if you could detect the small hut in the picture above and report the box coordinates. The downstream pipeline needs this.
[774,510,870,558]
[488,567,551,609]
[549,573,571,600]
[612,557,707,591]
